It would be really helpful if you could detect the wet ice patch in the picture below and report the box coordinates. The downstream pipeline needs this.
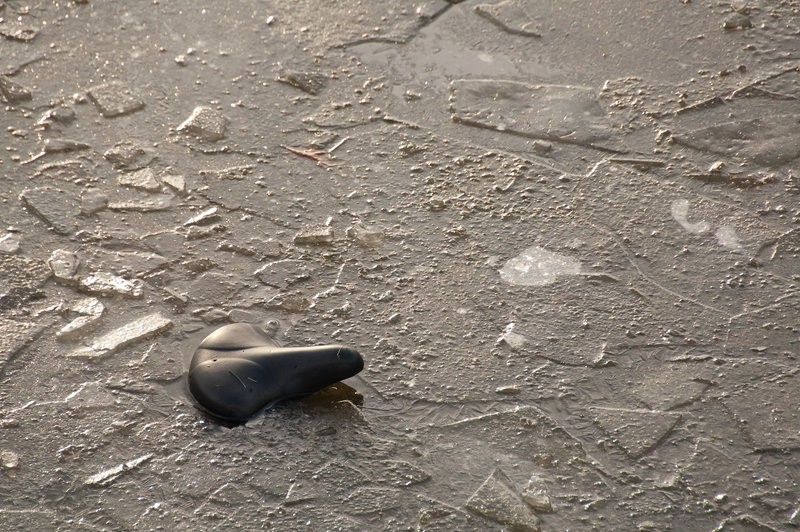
[499,246,581,286]
[671,199,710,234]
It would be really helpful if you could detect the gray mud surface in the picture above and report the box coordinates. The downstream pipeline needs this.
[1,1,799,530]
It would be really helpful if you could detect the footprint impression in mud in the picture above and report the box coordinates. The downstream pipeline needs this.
[671,199,743,251]
[188,323,364,420]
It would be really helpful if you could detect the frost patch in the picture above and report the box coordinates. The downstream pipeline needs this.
[671,199,710,234]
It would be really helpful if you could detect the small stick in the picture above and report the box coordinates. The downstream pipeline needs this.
[281,145,333,167]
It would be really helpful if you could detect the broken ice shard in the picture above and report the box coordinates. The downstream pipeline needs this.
[177,106,228,142]
[474,0,542,37]
[188,323,364,420]
[673,115,800,167]
[450,79,615,147]
[67,313,174,360]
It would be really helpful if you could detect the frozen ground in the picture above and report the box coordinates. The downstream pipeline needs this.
[1,0,799,530]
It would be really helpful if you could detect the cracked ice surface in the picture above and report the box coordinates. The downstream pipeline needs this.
[0,0,799,530]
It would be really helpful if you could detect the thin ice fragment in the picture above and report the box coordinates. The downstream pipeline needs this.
[177,106,228,142]
[521,476,552,514]
[118,167,160,192]
[67,313,173,360]
[0,255,51,309]
[450,79,615,147]
[19,187,80,235]
[294,226,334,245]
[161,174,186,195]
[673,115,800,167]
[0,233,20,254]
[183,207,220,227]
[79,272,143,298]
[57,297,105,341]
[80,189,108,215]
[722,372,800,451]
[475,1,542,37]
[84,453,153,486]
[43,138,89,153]
[0,75,32,102]
[64,381,118,410]
[466,469,541,532]
[107,195,172,211]
[590,407,681,457]
[278,70,327,95]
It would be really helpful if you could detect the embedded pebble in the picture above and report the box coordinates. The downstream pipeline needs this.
[67,313,174,360]
[87,81,145,117]
[532,140,552,154]
[79,272,143,298]
[177,106,228,142]
[723,12,752,30]
[0,450,20,470]
[48,249,80,284]
[188,323,364,420]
